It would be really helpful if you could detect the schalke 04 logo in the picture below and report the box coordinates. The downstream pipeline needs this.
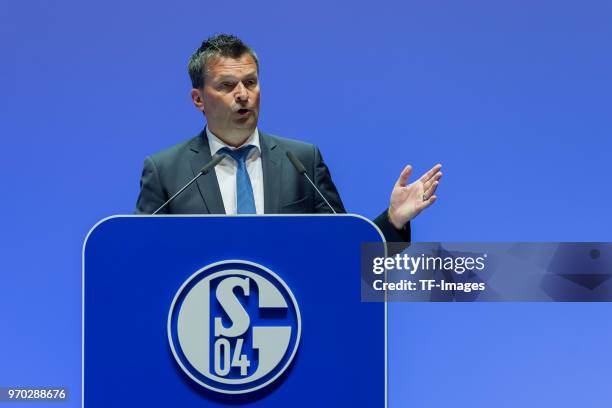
[167,260,302,394]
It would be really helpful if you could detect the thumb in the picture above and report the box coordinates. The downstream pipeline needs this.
[395,165,413,187]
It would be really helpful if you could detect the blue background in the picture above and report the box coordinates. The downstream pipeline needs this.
[2,0,611,406]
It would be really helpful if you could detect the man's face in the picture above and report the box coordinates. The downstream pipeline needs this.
[195,54,260,142]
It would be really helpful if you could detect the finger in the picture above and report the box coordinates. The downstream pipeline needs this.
[423,171,443,192]
[424,180,440,198]
[420,164,442,183]
[419,163,442,183]
[420,194,437,210]
[395,165,413,187]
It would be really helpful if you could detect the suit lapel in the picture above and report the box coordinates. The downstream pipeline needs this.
[189,131,226,214]
[260,132,282,213]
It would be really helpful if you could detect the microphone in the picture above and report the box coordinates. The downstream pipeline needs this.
[286,150,337,214]
[152,154,224,215]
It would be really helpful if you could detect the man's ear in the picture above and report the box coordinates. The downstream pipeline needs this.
[191,88,205,113]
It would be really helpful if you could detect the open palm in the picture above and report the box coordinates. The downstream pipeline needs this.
[388,164,443,229]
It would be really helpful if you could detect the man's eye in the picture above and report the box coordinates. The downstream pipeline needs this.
[221,82,234,89]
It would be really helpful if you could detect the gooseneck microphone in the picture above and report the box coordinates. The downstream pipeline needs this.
[153,154,224,215]
[286,150,337,214]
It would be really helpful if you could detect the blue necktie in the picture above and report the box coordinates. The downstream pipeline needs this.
[218,145,256,214]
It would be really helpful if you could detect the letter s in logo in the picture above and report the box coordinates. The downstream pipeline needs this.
[168,260,301,394]
[214,277,250,339]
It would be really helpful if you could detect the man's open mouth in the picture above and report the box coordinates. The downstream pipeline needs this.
[237,109,250,115]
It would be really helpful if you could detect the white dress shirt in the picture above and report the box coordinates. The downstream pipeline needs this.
[206,127,264,214]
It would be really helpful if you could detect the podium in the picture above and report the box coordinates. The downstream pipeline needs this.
[83,215,386,407]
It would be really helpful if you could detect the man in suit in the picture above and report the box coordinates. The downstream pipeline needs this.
[136,34,442,242]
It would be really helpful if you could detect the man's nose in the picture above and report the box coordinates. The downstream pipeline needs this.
[234,82,248,103]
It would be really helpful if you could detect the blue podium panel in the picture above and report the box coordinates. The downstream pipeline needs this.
[83,215,385,407]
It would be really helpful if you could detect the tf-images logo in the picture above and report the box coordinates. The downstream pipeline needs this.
[168,260,301,394]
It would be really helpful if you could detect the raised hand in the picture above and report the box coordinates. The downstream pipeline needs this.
[387,164,443,229]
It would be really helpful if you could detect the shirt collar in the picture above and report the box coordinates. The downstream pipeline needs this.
[206,126,261,156]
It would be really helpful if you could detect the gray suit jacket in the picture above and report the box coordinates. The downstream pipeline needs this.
[135,130,410,242]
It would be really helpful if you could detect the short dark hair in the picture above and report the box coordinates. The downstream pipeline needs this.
[188,34,259,89]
